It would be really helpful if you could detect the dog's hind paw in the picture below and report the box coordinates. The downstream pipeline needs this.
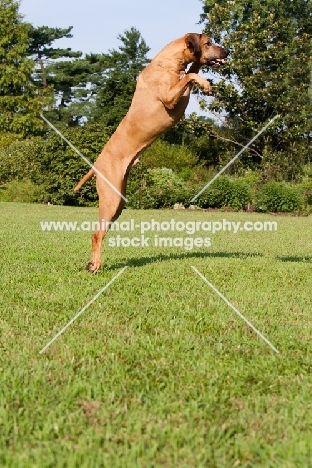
[85,261,101,273]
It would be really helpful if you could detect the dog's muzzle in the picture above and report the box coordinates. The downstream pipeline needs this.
[207,48,229,68]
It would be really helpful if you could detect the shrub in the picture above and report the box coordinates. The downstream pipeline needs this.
[255,182,302,212]
[239,170,260,187]
[127,166,190,209]
[195,176,252,210]
[299,180,312,212]
[37,124,111,206]
[0,133,22,148]
[260,147,304,183]
[0,137,45,184]
[0,179,44,203]
[0,124,110,206]
[303,165,312,179]
[142,140,198,173]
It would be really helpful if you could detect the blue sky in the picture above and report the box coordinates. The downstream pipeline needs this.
[20,0,212,115]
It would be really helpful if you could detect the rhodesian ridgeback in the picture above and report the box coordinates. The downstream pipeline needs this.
[74,33,228,272]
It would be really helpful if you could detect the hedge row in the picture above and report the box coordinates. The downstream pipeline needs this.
[0,131,311,212]
[1,173,312,213]
[127,170,312,213]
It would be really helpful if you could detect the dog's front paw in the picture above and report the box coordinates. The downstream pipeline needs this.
[202,80,213,95]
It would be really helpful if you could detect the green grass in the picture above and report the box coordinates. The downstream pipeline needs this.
[0,202,311,467]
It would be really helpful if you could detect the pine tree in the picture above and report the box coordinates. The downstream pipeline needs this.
[0,0,49,139]
[28,25,82,88]
[43,52,105,127]
[27,26,106,127]
[92,27,150,130]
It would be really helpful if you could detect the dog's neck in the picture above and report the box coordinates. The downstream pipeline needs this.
[154,55,195,76]
[153,42,196,75]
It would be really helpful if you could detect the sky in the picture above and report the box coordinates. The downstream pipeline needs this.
[19,0,213,116]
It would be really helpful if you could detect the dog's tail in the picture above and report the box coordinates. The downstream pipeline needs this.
[74,168,95,192]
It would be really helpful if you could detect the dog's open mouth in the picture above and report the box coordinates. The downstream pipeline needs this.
[208,58,227,68]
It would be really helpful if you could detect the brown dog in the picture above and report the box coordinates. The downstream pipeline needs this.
[74,33,228,272]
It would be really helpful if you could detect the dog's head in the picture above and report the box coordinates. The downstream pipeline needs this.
[185,33,229,68]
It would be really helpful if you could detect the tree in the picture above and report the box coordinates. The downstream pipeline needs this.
[163,114,233,167]
[0,0,49,140]
[28,25,82,88]
[92,27,150,131]
[27,27,150,129]
[199,0,311,163]
[40,53,105,127]
[27,25,94,126]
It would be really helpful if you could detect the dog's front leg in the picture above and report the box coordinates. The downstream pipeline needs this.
[160,73,212,110]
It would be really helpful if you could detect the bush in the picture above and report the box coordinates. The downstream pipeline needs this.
[299,180,312,212]
[36,124,111,206]
[0,137,45,184]
[0,133,22,148]
[260,147,304,183]
[255,182,302,212]
[127,166,190,209]
[0,124,110,206]
[143,140,198,173]
[0,179,44,203]
[303,165,312,179]
[195,176,252,210]
[239,170,260,188]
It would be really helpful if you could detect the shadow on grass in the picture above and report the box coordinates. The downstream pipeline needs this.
[276,256,312,263]
[104,251,263,271]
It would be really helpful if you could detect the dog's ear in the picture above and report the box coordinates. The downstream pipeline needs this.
[185,33,201,57]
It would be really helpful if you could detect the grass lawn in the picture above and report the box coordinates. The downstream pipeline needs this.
[0,202,311,467]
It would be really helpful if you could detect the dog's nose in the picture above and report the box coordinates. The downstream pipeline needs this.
[224,49,230,57]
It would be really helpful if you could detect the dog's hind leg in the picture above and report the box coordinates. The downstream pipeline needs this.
[86,167,128,273]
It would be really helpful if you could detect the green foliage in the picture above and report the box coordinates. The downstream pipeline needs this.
[301,181,312,210]
[199,0,312,158]
[238,170,260,187]
[163,113,233,166]
[255,181,302,212]
[143,140,198,174]
[303,165,312,179]
[0,124,310,213]
[28,25,82,88]
[0,178,43,202]
[260,146,305,182]
[196,176,252,210]
[27,25,105,127]
[127,166,190,209]
[0,132,21,147]
[33,27,150,129]
[0,124,110,205]
[28,26,81,61]
[92,27,150,130]
[37,124,110,206]
[0,0,49,137]
[0,137,45,183]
